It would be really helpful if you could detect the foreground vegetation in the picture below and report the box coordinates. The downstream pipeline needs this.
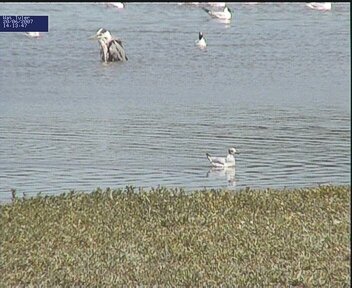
[0,185,350,286]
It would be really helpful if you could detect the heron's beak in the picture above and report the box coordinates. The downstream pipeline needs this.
[88,34,97,40]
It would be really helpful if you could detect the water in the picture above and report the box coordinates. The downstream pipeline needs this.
[0,3,350,202]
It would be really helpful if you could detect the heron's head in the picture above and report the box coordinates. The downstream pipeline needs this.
[199,32,203,40]
[228,147,237,155]
[89,28,112,42]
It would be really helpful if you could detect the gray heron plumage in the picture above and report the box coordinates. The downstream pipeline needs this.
[91,28,128,63]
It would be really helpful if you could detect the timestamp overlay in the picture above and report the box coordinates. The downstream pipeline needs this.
[0,16,48,32]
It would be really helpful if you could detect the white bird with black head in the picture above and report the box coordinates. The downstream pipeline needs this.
[90,28,128,63]
[206,147,238,168]
[195,32,207,48]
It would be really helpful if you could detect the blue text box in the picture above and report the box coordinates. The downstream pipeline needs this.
[1,16,48,32]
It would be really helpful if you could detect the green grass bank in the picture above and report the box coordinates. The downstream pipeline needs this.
[0,185,350,287]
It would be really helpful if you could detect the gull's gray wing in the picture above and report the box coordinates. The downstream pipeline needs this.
[209,156,226,166]
[202,7,220,18]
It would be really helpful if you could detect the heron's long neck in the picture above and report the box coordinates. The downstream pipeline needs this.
[99,40,109,62]
[105,33,113,42]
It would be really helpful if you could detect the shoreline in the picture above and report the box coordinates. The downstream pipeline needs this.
[1,183,350,204]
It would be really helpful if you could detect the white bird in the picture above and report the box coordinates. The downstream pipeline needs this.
[202,5,232,20]
[106,2,125,9]
[306,2,331,11]
[206,147,238,168]
[25,32,41,38]
[90,28,128,63]
[195,32,207,48]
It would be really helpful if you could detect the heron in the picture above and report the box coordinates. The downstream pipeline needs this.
[90,28,128,63]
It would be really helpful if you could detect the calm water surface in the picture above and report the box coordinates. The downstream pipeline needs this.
[0,3,350,202]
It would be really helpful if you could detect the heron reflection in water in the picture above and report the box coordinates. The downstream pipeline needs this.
[90,28,128,63]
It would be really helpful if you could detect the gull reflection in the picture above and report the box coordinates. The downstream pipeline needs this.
[217,18,231,26]
[206,167,236,186]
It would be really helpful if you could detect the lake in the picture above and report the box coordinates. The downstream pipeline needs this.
[0,2,350,202]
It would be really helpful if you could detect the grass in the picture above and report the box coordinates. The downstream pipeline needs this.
[0,185,350,286]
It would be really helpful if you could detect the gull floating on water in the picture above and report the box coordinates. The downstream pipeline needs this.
[106,2,125,9]
[206,147,238,168]
[195,32,207,48]
[306,2,331,11]
[90,28,128,63]
[202,5,232,20]
[25,32,41,38]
